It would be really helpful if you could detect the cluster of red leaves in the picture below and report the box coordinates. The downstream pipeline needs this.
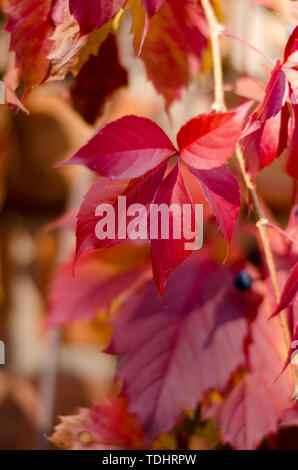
[3,0,298,451]
[62,104,249,294]
[241,26,298,180]
[3,0,209,111]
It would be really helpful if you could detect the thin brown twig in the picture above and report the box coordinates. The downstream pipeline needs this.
[201,0,298,399]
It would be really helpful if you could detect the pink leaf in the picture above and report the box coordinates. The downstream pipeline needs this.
[272,262,298,316]
[214,309,293,449]
[256,61,287,122]
[241,62,290,178]
[243,62,287,130]
[218,375,279,450]
[69,0,127,35]
[131,0,209,108]
[190,165,240,241]
[177,102,251,170]
[109,255,259,440]
[63,116,176,180]
[47,246,150,327]
[149,164,196,294]
[241,104,290,178]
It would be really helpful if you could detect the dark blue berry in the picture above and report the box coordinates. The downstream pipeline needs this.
[294,205,298,219]
[234,270,253,291]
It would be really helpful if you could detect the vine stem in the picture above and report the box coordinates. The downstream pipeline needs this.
[223,30,276,67]
[201,0,298,399]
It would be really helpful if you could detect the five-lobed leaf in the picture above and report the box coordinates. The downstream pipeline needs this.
[69,104,252,290]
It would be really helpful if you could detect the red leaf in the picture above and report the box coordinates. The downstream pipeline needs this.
[47,245,150,327]
[241,104,290,178]
[190,166,240,241]
[272,262,298,316]
[130,0,208,108]
[4,0,54,97]
[177,103,251,170]
[141,0,165,17]
[241,62,290,178]
[283,25,298,64]
[75,165,166,260]
[242,116,280,177]
[49,398,145,450]
[214,309,293,449]
[109,255,258,440]
[69,0,127,35]
[286,94,298,180]
[63,116,176,180]
[149,164,196,294]
[72,35,128,124]
[244,62,287,127]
